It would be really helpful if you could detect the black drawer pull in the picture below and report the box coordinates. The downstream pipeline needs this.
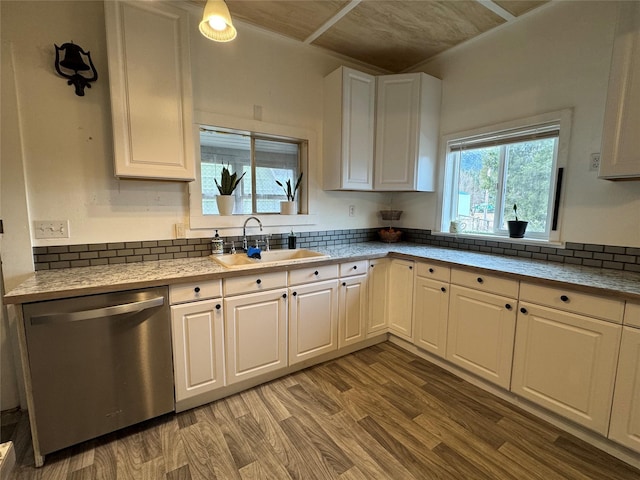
[560,295,569,302]
[505,304,512,310]
[342,282,346,287]
[292,291,297,296]
[194,287,201,293]
[215,304,221,310]
[314,270,319,276]
[256,279,262,285]
[429,268,434,273]
[282,293,287,299]
[353,265,357,270]
[520,307,528,314]
[477,277,483,283]
[409,266,413,270]
[441,287,446,293]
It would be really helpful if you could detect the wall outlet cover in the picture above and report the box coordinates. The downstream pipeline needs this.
[33,220,69,239]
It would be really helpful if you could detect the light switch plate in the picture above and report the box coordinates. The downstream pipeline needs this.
[34,220,69,239]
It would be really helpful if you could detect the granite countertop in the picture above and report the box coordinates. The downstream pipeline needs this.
[5,242,640,304]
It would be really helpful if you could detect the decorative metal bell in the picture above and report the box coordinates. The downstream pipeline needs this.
[54,42,98,96]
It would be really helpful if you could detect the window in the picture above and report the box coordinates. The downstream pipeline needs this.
[441,111,571,242]
[199,126,305,215]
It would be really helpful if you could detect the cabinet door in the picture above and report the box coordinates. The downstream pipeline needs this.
[446,285,516,389]
[289,280,339,365]
[323,67,375,190]
[171,300,224,403]
[599,2,640,179]
[224,289,287,384]
[388,259,415,340]
[367,259,389,335]
[413,277,449,358]
[339,275,368,348]
[609,326,640,453]
[105,1,195,180]
[375,74,420,191]
[512,303,622,435]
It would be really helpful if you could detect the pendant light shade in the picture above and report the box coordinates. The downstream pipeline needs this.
[199,0,237,42]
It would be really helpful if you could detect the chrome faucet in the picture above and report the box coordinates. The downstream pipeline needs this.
[242,216,263,251]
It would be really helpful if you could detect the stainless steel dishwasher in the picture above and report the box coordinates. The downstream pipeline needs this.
[22,287,174,457]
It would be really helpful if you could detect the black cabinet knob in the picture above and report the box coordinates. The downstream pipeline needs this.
[256,279,262,284]
[314,270,319,276]
[429,268,434,273]
[560,295,569,302]
[292,291,297,296]
[409,266,413,270]
[520,307,528,314]
[215,304,221,310]
[477,277,483,283]
[342,282,346,287]
[282,293,287,299]
[194,287,201,293]
[441,287,446,293]
[353,265,357,270]
[505,304,512,310]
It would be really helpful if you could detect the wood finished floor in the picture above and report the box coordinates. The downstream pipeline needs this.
[7,342,640,480]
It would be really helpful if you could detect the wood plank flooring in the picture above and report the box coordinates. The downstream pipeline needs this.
[7,342,640,479]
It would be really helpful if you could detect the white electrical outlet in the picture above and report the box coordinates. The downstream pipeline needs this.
[34,220,69,239]
[349,205,356,217]
[174,223,186,239]
[590,153,601,172]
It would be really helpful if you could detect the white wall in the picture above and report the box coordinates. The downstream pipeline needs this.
[0,0,388,250]
[399,0,640,247]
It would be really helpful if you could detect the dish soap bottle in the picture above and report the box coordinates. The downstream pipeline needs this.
[212,230,224,255]
[288,230,297,249]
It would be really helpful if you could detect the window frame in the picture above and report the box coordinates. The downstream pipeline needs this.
[189,110,316,230]
[439,109,572,244]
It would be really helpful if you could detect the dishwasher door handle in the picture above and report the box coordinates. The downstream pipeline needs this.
[30,296,165,325]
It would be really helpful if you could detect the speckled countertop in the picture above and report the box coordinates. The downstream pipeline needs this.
[5,242,640,304]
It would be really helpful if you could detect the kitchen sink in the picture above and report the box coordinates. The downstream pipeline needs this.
[211,249,329,269]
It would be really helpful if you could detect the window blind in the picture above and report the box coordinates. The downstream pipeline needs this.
[448,122,560,152]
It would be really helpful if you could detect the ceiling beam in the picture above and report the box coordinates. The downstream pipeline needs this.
[475,0,516,21]
[304,0,362,44]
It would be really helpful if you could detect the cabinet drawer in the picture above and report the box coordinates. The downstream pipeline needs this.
[520,282,624,324]
[169,280,222,304]
[339,260,368,277]
[416,262,450,282]
[451,269,518,298]
[224,271,287,296]
[289,264,338,285]
[624,302,640,328]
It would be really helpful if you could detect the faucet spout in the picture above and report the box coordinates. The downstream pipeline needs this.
[242,216,263,251]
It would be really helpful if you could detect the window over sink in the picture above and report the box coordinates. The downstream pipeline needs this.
[440,110,572,243]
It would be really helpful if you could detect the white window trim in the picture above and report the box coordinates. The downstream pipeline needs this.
[437,109,572,244]
[189,110,318,231]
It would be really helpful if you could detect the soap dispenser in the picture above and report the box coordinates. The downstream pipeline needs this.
[212,230,224,255]
[288,230,297,249]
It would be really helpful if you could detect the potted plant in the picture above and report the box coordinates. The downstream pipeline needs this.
[215,165,245,215]
[276,172,303,215]
[507,204,528,238]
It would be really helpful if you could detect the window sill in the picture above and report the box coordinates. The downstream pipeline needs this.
[435,231,564,247]
[190,213,319,231]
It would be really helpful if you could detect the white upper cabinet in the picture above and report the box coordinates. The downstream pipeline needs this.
[599,2,640,179]
[323,67,376,190]
[374,73,441,191]
[105,1,196,181]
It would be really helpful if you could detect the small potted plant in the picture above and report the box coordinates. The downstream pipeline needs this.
[276,172,303,215]
[215,165,245,215]
[507,204,528,238]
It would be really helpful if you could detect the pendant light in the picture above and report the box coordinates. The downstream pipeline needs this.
[199,0,237,42]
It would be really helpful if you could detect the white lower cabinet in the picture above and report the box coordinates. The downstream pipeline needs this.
[171,299,225,405]
[388,259,415,340]
[224,288,288,384]
[446,285,517,389]
[413,276,449,358]
[512,303,622,435]
[367,259,389,335]
[289,280,339,365]
[609,326,640,453]
[339,275,368,348]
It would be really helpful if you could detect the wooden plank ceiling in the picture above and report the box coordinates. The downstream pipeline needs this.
[212,0,550,72]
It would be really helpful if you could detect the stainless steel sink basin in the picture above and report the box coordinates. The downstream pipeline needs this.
[211,249,329,269]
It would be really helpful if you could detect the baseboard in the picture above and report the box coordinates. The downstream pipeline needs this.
[0,442,16,480]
